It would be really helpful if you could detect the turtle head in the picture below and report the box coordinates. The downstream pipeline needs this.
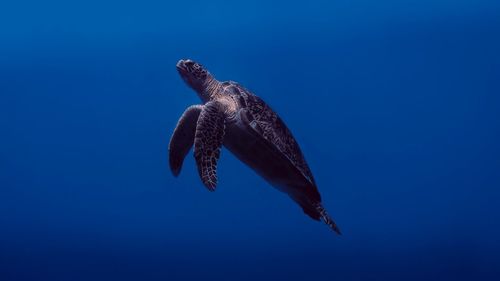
[176,59,215,100]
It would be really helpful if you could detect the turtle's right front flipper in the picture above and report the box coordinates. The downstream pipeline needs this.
[194,101,226,191]
[169,105,203,176]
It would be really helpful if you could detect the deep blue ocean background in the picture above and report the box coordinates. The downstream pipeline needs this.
[1,1,499,280]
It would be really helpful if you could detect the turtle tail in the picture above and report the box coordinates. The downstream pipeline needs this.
[314,203,342,235]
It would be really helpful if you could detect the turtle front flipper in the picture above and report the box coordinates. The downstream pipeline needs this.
[169,105,203,176]
[194,101,226,191]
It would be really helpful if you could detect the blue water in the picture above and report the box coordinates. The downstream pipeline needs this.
[1,1,499,280]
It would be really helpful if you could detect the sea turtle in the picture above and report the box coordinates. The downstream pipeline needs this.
[169,59,341,234]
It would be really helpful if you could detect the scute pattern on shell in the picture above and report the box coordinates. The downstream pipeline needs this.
[224,82,316,186]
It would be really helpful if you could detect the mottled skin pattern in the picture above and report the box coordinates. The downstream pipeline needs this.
[193,101,226,190]
[169,59,341,234]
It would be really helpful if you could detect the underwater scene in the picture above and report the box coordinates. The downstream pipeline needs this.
[1,1,499,280]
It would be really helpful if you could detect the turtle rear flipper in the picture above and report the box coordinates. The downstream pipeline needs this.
[295,196,341,235]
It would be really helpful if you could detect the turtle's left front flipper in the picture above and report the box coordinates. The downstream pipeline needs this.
[169,105,203,176]
[194,101,226,191]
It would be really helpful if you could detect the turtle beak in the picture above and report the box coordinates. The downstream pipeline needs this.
[176,59,187,72]
[177,59,196,76]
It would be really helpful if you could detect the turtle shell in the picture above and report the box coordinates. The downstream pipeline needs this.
[223,81,317,189]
